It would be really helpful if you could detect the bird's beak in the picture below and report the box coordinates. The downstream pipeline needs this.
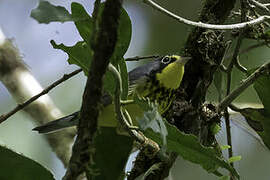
[175,57,191,65]
[180,57,191,64]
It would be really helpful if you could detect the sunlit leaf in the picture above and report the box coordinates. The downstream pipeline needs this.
[228,156,241,163]
[0,145,54,180]
[31,1,73,24]
[220,145,231,150]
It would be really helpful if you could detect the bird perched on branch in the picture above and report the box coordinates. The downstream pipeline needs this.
[33,55,190,133]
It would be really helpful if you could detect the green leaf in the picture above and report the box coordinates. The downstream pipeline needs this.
[50,40,93,74]
[0,145,54,180]
[219,176,230,180]
[71,2,93,46]
[239,108,270,149]
[228,156,241,163]
[31,1,73,24]
[144,121,239,179]
[213,69,224,101]
[253,72,270,113]
[220,145,231,150]
[119,58,128,100]
[210,123,221,135]
[97,3,132,65]
[110,7,132,65]
[90,127,133,180]
[103,58,128,99]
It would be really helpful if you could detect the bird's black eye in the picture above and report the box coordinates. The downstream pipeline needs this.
[161,56,171,64]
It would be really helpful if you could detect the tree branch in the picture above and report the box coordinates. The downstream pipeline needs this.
[217,61,270,112]
[143,0,270,30]
[63,0,123,179]
[125,55,160,61]
[0,37,75,167]
[0,53,158,122]
[0,68,82,123]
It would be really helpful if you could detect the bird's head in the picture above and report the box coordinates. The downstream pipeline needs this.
[154,55,190,89]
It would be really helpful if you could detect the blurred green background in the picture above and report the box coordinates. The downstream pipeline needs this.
[0,0,270,179]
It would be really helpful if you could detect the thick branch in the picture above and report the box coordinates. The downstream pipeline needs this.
[0,38,75,167]
[0,68,82,123]
[63,0,123,179]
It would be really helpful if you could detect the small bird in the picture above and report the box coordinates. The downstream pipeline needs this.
[33,55,190,133]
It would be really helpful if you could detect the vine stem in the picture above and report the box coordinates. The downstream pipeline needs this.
[108,63,160,154]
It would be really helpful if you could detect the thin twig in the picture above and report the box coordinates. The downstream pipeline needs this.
[0,53,161,123]
[0,68,82,124]
[217,61,270,112]
[224,41,270,62]
[225,71,234,168]
[125,55,160,61]
[224,108,233,165]
[224,1,248,171]
[235,56,248,73]
[143,0,270,30]
[250,0,270,13]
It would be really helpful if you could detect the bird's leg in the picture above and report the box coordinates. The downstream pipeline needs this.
[120,99,134,105]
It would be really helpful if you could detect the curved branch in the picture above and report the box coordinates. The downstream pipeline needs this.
[143,0,270,30]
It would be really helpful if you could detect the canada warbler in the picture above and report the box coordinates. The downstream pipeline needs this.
[33,55,190,133]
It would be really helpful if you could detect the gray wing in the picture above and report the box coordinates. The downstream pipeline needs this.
[33,57,163,133]
[128,57,162,94]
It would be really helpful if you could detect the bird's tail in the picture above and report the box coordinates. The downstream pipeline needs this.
[32,111,79,134]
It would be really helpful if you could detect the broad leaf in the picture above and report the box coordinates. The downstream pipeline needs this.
[97,3,132,65]
[103,58,128,99]
[90,127,133,180]
[31,1,73,24]
[252,71,270,113]
[111,6,132,65]
[71,2,93,46]
[213,69,224,101]
[239,108,270,149]
[0,145,54,180]
[50,40,93,74]
[144,121,239,178]
[50,3,131,97]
